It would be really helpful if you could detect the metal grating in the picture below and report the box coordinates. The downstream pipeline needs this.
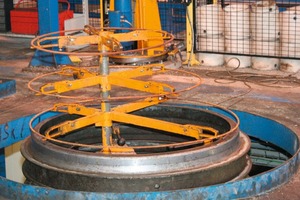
[158,0,187,40]
[68,0,103,28]
[195,0,300,60]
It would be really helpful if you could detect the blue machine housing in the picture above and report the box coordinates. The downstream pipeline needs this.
[108,0,133,50]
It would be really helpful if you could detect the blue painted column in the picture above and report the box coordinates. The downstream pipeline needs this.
[108,0,133,50]
[30,0,72,67]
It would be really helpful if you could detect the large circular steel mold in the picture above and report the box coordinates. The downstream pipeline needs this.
[21,105,251,192]
[0,105,299,199]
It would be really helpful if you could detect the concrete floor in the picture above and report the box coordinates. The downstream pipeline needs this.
[0,35,300,199]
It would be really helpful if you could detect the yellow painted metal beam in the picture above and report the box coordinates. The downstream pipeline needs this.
[112,97,168,113]
[40,75,102,94]
[39,64,171,95]
[44,113,104,139]
[183,1,200,66]
[108,75,174,94]
[53,103,100,116]
[111,30,170,42]
[110,64,165,78]
[134,0,164,55]
[111,111,218,140]
[100,0,104,28]
[109,0,114,11]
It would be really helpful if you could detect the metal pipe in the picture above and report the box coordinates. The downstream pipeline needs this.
[100,47,112,147]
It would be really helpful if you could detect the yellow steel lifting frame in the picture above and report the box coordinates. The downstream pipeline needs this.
[33,25,218,154]
[134,0,164,56]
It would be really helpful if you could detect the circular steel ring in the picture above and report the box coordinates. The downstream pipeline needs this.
[30,28,174,57]
[22,104,251,192]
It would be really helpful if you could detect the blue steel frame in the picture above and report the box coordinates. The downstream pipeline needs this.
[30,0,72,67]
[0,105,299,199]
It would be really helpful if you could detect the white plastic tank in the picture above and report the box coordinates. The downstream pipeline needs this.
[280,6,300,43]
[224,4,250,39]
[280,59,300,73]
[225,38,250,54]
[279,6,300,73]
[197,53,224,67]
[224,55,251,68]
[252,57,279,70]
[197,4,224,36]
[225,38,251,68]
[251,39,280,56]
[198,34,225,52]
[280,42,300,73]
[251,39,280,70]
[250,1,280,41]
[281,42,300,58]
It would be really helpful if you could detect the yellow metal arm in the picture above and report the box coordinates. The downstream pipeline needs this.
[55,64,165,80]
[40,76,102,94]
[110,64,165,79]
[112,97,168,113]
[53,103,100,115]
[46,102,218,143]
[45,113,104,138]
[39,74,173,95]
[109,76,174,94]
[39,64,172,95]
[111,112,218,140]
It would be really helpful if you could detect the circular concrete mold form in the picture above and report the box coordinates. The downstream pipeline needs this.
[21,105,251,192]
[0,104,299,199]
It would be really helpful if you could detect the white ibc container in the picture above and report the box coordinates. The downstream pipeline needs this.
[198,35,225,52]
[224,4,250,39]
[280,40,300,73]
[251,40,280,56]
[225,38,250,54]
[281,42,300,57]
[280,6,300,43]
[252,57,279,70]
[250,1,280,41]
[280,59,300,73]
[197,53,224,67]
[224,55,251,68]
[197,4,224,36]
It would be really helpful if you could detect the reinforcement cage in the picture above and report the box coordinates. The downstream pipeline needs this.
[194,0,300,59]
